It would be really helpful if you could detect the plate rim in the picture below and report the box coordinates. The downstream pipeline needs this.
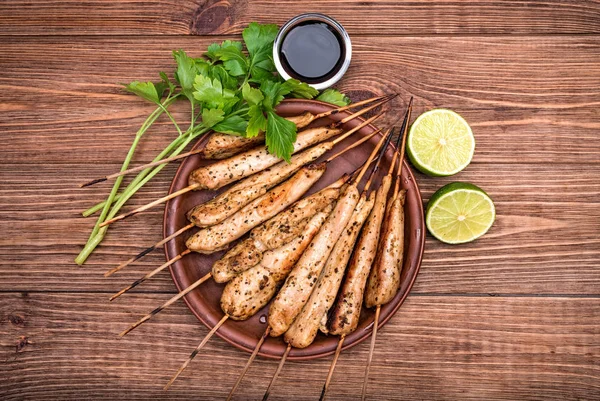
[164,98,425,360]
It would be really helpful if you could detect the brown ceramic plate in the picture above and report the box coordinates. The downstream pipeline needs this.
[164,99,425,360]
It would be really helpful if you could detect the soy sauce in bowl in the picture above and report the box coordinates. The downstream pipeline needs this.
[274,14,352,90]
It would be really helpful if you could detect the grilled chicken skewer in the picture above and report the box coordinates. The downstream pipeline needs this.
[284,179,377,348]
[320,99,413,400]
[185,144,380,255]
[79,94,392,188]
[112,125,381,306]
[212,180,344,284]
[227,130,392,401]
[164,209,332,390]
[199,112,314,160]
[265,129,394,401]
[106,121,381,276]
[362,99,412,401]
[111,165,326,303]
[220,207,332,321]
[163,165,370,388]
[99,97,392,227]
[116,178,346,335]
[267,132,390,338]
[187,115,381,228]
[78,114,311,189]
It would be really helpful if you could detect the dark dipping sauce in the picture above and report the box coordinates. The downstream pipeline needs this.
[279,22,345,84]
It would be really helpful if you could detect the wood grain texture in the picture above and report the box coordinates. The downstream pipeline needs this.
[1,0,600,36]
[1,36,599,164]
[1,293,598,400]
[1,1,600,399]
[1,163,599,294]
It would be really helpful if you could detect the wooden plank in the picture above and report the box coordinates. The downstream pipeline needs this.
[0,163,599,295]
[1,293,598,400]
[2,1,600,36]
[1,36,599,164]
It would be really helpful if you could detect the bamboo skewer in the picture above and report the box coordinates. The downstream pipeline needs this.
[382,97,412,180]
[99,184,198,227]
[99,110,385,228]
[105,223,195,277]
[79,142,208,188]
[392,99,412,195]
[331,95,394,128]
[79,94,395,188]
[262,344,292,401]
[361,306,380,401]
[319,335,345,401]
[163,314,229,390]
[324,128,382,163]
[119,272,212,336]
[109,249,191,301]
[226,327,271,401]
[361,97,412,401]
[353,129,391,186]
[362,128,395,193]
[331,113,383,146]
[313,94,394,120]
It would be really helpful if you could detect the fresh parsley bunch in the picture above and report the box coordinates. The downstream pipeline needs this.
[128,23,349,161]
[75,22,350,265]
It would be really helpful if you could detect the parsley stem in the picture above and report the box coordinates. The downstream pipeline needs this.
[230,106,249,117]
[81,123,204,217]
[76,95,179,264]
[189,102,195,130]
[159,103,183,137]
[75,126,210,264]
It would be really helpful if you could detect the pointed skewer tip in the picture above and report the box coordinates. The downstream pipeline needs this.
[363,127,395,193]
[79,177,107,188]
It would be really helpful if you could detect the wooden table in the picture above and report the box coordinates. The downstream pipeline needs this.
[1,1,599,400]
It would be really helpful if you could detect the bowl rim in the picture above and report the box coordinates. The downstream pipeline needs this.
[272,13,352,91]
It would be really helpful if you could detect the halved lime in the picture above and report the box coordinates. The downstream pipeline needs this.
[407,109,475,176]
[426,182,495,244]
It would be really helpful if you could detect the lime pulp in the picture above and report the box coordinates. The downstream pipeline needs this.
[426,182,495,244]
[407,109,475,177]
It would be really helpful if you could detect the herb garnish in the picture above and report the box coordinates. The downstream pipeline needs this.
[75,22,350,264]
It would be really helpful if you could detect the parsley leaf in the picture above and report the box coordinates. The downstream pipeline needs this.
[213,115,248,136]
[159,71,176,94]
[243,22,279,82]
[247,105,267,138]
[172,50,197,100]
[261,81,288,110]
[265,110,297,162]
[124,81,164,104]
[205,43,221,62]
[282,79,318,99]
[206,40,243,62]
[215,45,248,77]
[317,89,351,106]
[193,75,239,112]
[193,75,223,103]
[210,65,239,90]
[201,108,225,128]
[243,23,278,57]
[242,83,264,106]
[194,58,211,76]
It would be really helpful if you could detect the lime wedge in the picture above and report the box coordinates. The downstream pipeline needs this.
[407,109,475,176]
[426,182,495,244]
